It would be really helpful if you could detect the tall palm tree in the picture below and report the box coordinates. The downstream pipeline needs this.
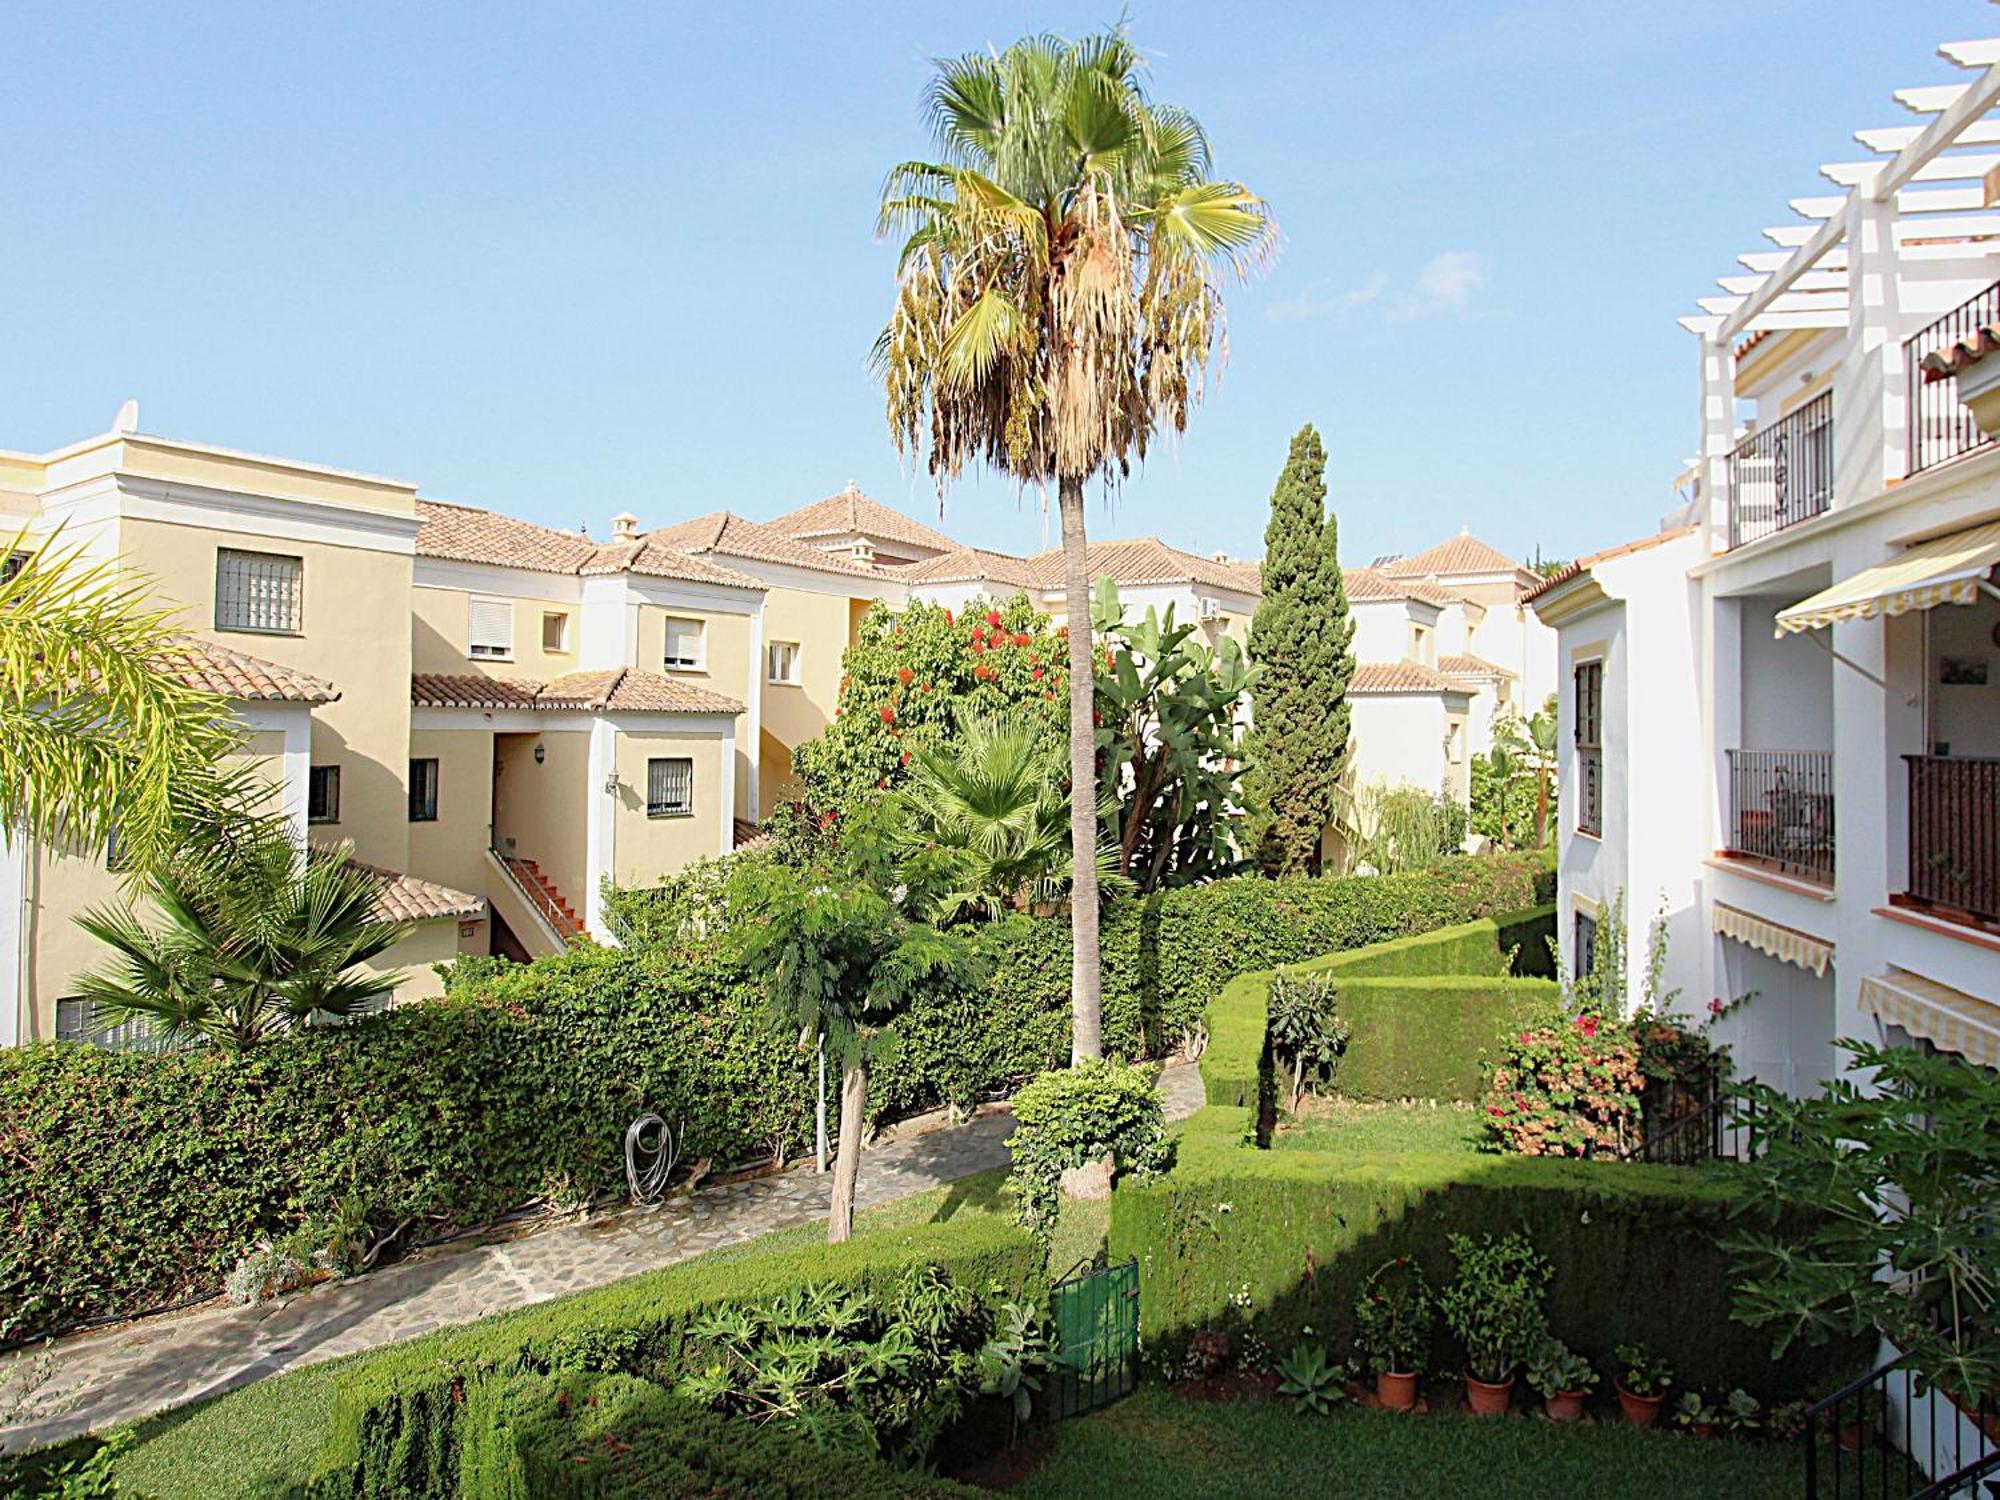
[74,824,412,1052]
[1,528,246,870]
[875,30,1273,1062]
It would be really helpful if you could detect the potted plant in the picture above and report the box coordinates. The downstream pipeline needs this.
[1526,1337,1598,1423]
[1613,1344,1674,1427]
[1439,1232,1551,1417]
[1834,1386,1887,1451]
[1721,1388,1763,1438]
[1675,1389,1721,1438]
[1353,1257,1433,1412]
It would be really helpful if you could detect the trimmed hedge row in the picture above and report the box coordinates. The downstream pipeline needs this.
[1199,907,1557,1111]
[2,852,1547,1341]
[314,1214,1042,1495]
[463,1371,982,1499]
[1108,1127,1868,1401]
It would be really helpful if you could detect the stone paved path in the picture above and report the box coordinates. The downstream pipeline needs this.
[1,1063,1205,1451]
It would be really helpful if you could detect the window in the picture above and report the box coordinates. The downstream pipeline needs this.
[647,757,694,817]
[542,611,570,654]
[215,548,302,634]
[768,640,801,684]
[1,550,27,584]
[663,618,704,670]
[1574,911,1600,984]
[468,596,513,660]
[308,765,341,824]
[408,758,439,821]
[1574,659,1603,835]
[1445,720,1465,763]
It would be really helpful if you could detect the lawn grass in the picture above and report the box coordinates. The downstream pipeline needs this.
[1012,1387,1808,1500]
[101,1165,1020,1499]
[1269,1099,1487,1156]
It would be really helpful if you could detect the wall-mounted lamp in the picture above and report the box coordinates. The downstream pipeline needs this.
[602,773,621,795]
[533,743,546,764]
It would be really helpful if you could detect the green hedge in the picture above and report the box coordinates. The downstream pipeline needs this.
[1109,1141,1867,1402]
[313,1214,1041,1495]
[463,1371,982,1499]
[3,853,1545,1341]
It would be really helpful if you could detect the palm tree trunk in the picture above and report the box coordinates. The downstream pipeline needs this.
[1059,475,1103,1065]
[827,1056,868,1243]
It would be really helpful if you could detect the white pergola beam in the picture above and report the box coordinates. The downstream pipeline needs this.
[1896,211,2000,239]
[1742,309,1850,332]
[1762,225,1818,247]
[1718,269,1848,294]
[1941,39,2000,68]
[1852,123,2000,152]
[1701,290,1849,316]
[1738,248,1847,272]
[1821,152,2000,186]
[1899,83,1971,114]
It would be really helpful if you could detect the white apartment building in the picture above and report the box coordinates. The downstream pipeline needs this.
[1533,32,2000,1103]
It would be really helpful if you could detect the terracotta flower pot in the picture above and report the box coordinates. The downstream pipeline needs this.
[1465,1368,1514,1417]
[1616,1380,1666,1428]
[1835,1420,1876,1452]
[1376,1370,1419,1412]
[1545,1390,1587,1424]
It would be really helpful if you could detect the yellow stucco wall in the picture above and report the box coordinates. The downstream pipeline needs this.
[411,584,582,680]
[638,604,752,815]
[612,728,727,884]
[369,918,470,1003]
[115,515,415,873]
[491,729,590,909]
[43,436,417,516]
[759,588,849,763]
[407,726,496,898]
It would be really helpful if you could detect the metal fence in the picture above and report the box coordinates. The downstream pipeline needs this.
[1049,1258,1141,1421]
[1904,755,2000,926]
[1805,1355,1999,1500]
[1726,748,1836,884]
[1729,392,1835,548]
[1905,280,2000,477]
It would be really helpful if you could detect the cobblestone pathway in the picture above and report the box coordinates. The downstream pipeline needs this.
[1,1062,1205,1451]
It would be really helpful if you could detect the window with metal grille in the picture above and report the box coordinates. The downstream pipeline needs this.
[1574,911,1599,985]
[663,618,703,670]
[647,757,693,817]
[468,596,514,659]
[1,550,28,584]
[542,611,570,653]
[1574,659,1603,836]
[768,640,800,684]
[215,548,303,634]
[309,765,341,824]
[409,758,439,821]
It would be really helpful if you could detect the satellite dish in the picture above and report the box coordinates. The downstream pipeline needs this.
[112,399,139,434]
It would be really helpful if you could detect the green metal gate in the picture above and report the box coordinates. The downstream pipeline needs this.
[1049,1258,1140,1419]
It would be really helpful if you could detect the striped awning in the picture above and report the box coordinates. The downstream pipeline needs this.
[1859,970,2000,1070]
[1774,522,2000,636]
[1713,902,1834,976]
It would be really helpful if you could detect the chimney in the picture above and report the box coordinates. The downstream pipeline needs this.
[610,511,639,543]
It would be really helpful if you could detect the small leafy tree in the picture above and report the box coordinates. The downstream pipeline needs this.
[1343,780,1461,875]
[1093,579,1257,891]
[1723,1042,2000,1404]
[1005,1059,1171,1240]
[74,825,412,1052]
[1266,968,1349,1109]
[1439,1231,1552,1383]
[728,846,984,1242]
[1353,1257,1435,1376]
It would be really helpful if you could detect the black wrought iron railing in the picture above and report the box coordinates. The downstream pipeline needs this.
[1726,749,1836,884]
[1049,1258,1140,1420]
[1624,1071,1770,1166]
[1730,392,1835,548]
[1905,280,2000,477]
[1804,1355,1999,1500]
[1904,755,2000,927]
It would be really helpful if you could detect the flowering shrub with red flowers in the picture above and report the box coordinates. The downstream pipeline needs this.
[1481,1010,1643,1157]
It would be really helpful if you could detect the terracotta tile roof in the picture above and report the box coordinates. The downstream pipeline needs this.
[1023,537,1261,594]
[1350,660,1472,695]
[347,859,485,922]
[1381,532,1527,580]
[159,638,339,703]
[1919,322,2000,383]
[1439,653,1515,678]
[898,545,1042,589]
[1342,567,1458,609]
[417,499,758,588]
[1524,525,1700,603]
[416,500,601,573]
[770,484,958,554]
[412,669,743,715]
[642,512,885,580]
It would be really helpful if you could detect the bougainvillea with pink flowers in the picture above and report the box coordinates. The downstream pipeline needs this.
[1480,1011,1643,1157]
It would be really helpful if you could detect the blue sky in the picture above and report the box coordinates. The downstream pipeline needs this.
[7,1,1993,569]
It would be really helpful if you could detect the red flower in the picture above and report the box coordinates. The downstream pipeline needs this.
[1577,1015,1600,1039]
[1708,997,1725,1017]
[1012,632,1031,648]
[897,667,914,684]
[986,609,1004,629]
[900,750,912,765]
[1031,667,1044,681]
[879,704,896,724]
[944,610,954,625]
[1057,624,1069,638]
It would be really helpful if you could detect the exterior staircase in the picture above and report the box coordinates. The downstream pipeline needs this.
[501,856,588,945]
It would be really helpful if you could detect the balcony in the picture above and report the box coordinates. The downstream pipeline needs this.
[1902,755,2000,928]
[1727,392,1834,549]
[1724,749,1834,886]
[1905,280,2000,476]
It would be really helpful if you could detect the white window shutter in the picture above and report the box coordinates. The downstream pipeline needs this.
[469,597,514,658]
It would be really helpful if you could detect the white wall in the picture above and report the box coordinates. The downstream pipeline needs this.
[1737,594,1834,752]
[1347,692,1454,796]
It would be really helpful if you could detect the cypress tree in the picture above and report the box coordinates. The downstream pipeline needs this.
[1245,425,1354,876]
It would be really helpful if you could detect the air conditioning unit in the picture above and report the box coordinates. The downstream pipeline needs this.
[1197,597,1222,620]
